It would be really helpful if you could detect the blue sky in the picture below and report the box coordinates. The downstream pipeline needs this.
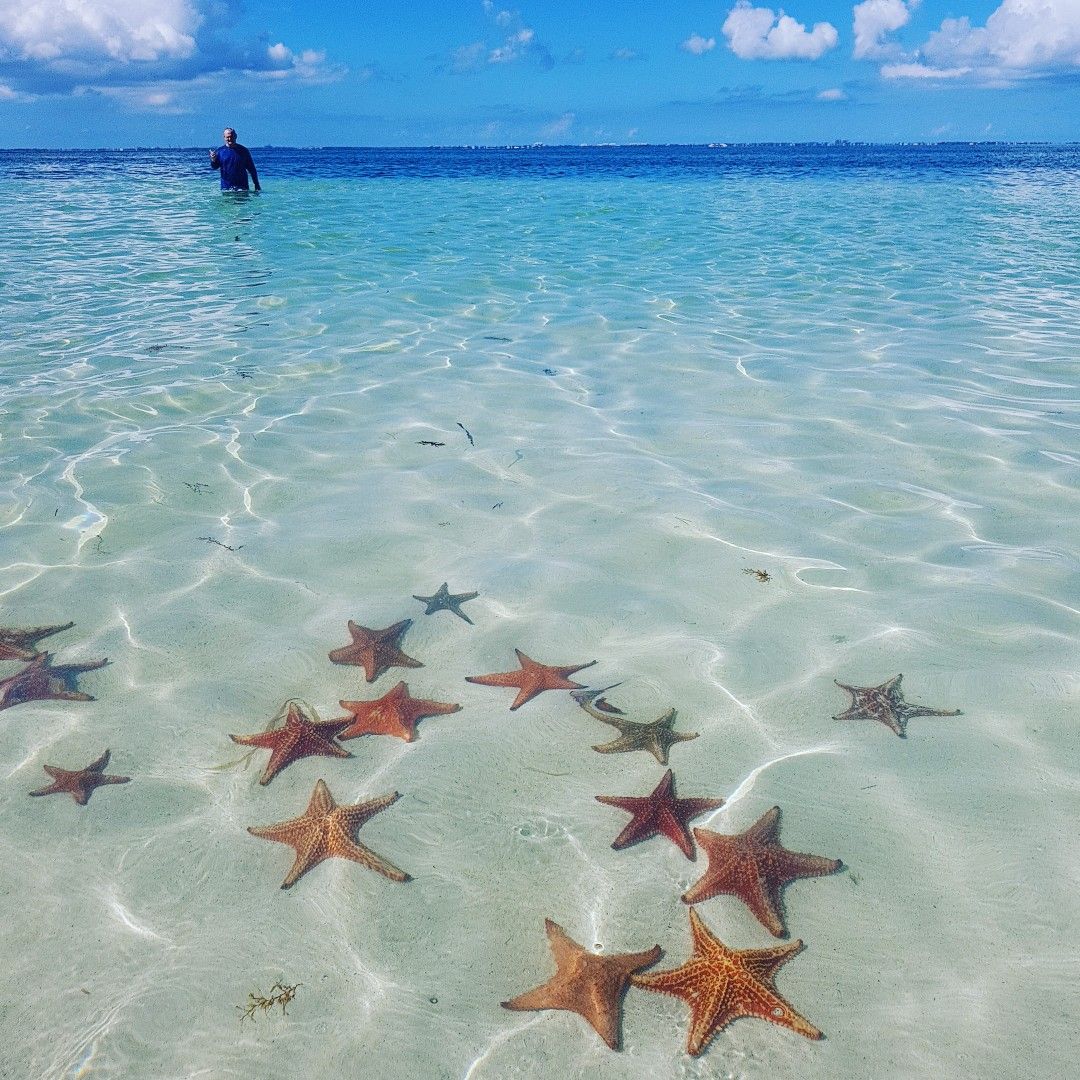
[2,1,1079,146]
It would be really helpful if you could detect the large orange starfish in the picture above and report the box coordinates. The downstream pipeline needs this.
[229,702,351,785]
[632,908,822,1056]
[0,652,108,712]
[501,919,661,1050]
[596,769,725,859]
[328,618,422,682]
[466,649,596,710]
[338,680,461,742]
[28,749,130,805]
[682,806,842,937]
[248,778,410,889]
[834,673,961,738]
[0,622,75,662]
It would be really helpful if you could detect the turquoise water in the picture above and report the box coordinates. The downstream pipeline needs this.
[1,147,1078,1079]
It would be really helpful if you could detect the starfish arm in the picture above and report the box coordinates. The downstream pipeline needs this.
[465,671,522,687]
[337,791,401,829]
[738,939,806,984]
[98,774,132,786]
[745,805,782,845]
[229,730,281,749]
[28,781,64,798]
[278,829,329,888]
[330,832,411,883]
[57,657,109,674]
[656,806,699,859]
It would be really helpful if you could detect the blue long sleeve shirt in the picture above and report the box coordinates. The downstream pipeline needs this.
[211,144,260,191]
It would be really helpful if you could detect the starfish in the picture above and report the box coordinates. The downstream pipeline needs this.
[28,749,130,805]
[591,708,698,766]
[833,674,961,738]
[248,778,410,889]
[501,919,661,1050]
[0,652,108,712]
[596,769,725,859]
[328,619,422,682]
[682,806,842,937]
[0,622,75,662]
[571,683,626,717]
[632,907,822,1056]
[338,681,461,742]
[412,582,479,624]
[466,649,596,710]
[229,701,352,785]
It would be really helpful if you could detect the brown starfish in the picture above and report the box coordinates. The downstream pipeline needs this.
[29,749,130,805]
[596,769,725,859]
[834,674,961,738]
[328,618,422,682]
[0,622,75,662]
[248,778,410,889]
[0,652,108,712]
[591,708,698,766]
[229,701,351,785]
[412,583,479,624]
[632,907,821,1056]
[682,806,842,937]
[501,919,662,1050]
[466,649,596,710]
[338,681,461,742]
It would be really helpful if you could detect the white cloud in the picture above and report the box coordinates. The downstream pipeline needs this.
[881,61,970,79]
[0,80,32,100]
[251,45,337,84]
[853,0,916,60]
[611,47,638,60]
[540,111,574,139]
[681,33,717,55]
[817,87,847,99]
[722,2,838,60]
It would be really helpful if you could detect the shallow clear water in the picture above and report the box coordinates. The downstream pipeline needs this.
[1,146,1078,1079]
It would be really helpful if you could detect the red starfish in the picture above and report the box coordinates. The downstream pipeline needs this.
[248,779,410,889]
[466,649,596,710]
[338,680,461,742]
[230,702,351,785]
[0,652,108,712]
[29,749,130,805]
[632,907,821,1056]
[682,806,842,937]
[596,769,725,860]
[328,618,422,682]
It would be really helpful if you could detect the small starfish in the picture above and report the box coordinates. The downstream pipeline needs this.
[29,749,130,805]
[632,907,822,1056]
[596,769,725,859]
[412,583,479,624]
[338,681,461,742]
[501,919,661,1050]
[592,708,698,766]
[833,674,961,738]
[466,649,596,711]
[0,622,75,662]
[248,778,410,889]
[328,619,422,682]
[0,652,108,712]
[229,702,352,785]
[682,806,842,937]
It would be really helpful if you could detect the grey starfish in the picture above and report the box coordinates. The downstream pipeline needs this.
[833,674,961,738]
[412,582,479,624]
[29,749,130,805]
[0,652,108,712]
[0,622,76,662]
[591,708,699,766]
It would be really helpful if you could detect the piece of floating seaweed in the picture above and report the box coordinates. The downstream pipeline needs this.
[417,440,446,447]
[198,536,243,552]
[743,568,771,583]
[210,700,308,773]
[457,422,474,446]
[184,482,212,494]
[237,982,301,1023]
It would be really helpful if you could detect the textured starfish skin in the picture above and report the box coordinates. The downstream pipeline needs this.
[501,919,662,1050]
[328,619,422,682]
[466,649,596,710]
[0,622,75,662]
[682,806,842,937]
[338,680,461,742]
[230,702,352,785]
[29,749,130,805]
[591,708,698,766]
[632,908,822,1056]
[0,652,108,712]
[597,770,724,859]
[248,779,410,889]
[412,583,479,624]
[833,674,961,738]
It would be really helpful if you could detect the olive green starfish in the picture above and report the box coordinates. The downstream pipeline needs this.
[412,583,479,624]
[591,708,699,766]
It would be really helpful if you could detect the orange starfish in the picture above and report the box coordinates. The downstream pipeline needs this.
[682,807,842,937]
[28,749,130,805]
[632,908,821,1056]
[501,919,661,1050]
[328,618,422,682]
[338,681,461,742]
[0,652,108,712]
[229,702,351,785]
[466,649,596,710]
[0,622,75,662]
[248,778,410,889]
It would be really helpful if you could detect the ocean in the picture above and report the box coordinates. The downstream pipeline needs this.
[1,144,1078,1079]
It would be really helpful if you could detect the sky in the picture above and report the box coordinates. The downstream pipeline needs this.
[2,1,1080,147]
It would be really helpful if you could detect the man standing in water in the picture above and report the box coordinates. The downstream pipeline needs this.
[209,128,261,192]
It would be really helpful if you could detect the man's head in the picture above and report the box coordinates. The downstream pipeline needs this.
[223,128,237,146]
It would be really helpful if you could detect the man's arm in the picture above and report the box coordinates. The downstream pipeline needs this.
[209,149,221,170]
[246,150,261,191]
